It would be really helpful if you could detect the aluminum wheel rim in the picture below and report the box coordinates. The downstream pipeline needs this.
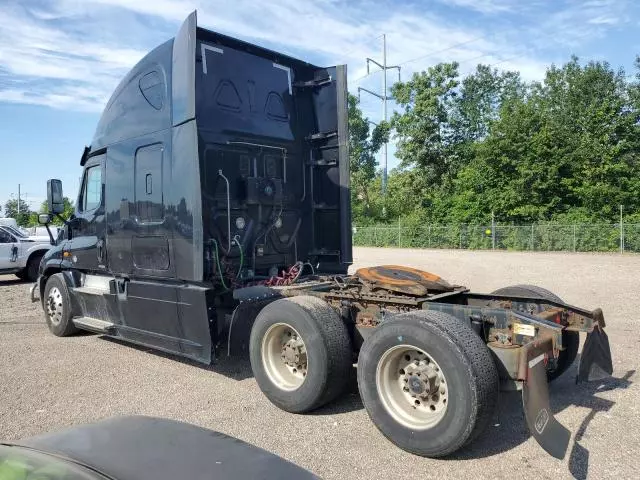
[261,323,307,391]
[376,344,448,430]
[46,287,64,326]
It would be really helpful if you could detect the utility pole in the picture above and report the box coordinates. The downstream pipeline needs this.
[17,184,20,217]
[620,204,624,254]
[382,34,388,196]
[491,211,496,250]
[357,34,401,199]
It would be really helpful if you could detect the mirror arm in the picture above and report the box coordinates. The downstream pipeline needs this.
[44,223,56,246]
[55,213,70,226]
[41,212,70,245]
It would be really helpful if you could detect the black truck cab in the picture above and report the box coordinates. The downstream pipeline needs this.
[38,11,350,364]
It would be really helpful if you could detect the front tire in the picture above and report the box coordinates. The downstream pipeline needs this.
[249,296,352,413]
[357,311,499,457]
[43,274,79,337]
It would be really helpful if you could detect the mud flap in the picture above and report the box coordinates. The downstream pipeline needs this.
[30,278,40,302]
[577,327,613,383]
[522,354,571,459]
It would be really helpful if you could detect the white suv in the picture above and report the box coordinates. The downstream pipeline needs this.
[0,225,53,281]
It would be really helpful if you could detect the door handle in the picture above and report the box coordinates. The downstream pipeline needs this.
[97,238,105,263]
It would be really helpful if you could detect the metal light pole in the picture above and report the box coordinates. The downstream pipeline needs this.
[382,34,387,195]
[620,204,624,254]
[491,212,496,250]
[358,35,401,199]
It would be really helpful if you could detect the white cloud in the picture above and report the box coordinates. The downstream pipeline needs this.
[431,0,517,14]
[536,0,630,49]
[589,15,620,25]
[0,1,149,111]
[0,0,631,116]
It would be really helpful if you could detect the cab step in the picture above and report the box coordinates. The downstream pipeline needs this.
[72,317,116,334]
[73,286,109,296]
[72,274,113,297]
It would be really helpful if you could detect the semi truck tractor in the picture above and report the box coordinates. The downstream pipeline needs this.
[32,11,613,459]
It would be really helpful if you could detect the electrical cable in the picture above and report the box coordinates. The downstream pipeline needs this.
[233,234,244,280]
[352,35,487,84]
[397,35,487,67]
[337,33,384,63]
[212,239,229,290]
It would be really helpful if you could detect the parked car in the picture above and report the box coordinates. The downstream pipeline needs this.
[0,218,29,236]
[24,225,62,242]
[0,416,315,479]
[0,225,52,281]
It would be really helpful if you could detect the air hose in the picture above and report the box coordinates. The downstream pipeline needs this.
[211,239,229,290]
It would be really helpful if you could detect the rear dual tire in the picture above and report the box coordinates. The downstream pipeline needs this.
[249,296,352,413]
[250,299,499,457]
[357,311,499,457]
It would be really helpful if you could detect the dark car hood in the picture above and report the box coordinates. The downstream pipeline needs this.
[9,416,316,480]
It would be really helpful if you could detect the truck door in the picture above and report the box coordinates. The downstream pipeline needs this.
[0,228,18,270]
[68,154,107,271]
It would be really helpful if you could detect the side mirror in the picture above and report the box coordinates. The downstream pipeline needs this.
[47,179,64,215]
[38,214,51,225]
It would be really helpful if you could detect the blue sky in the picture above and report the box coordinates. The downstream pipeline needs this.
[1,0,639,212]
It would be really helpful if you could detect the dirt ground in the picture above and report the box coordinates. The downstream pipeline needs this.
[1,248,639,479]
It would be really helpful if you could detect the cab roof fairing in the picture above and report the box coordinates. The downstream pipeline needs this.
[87,10,333,157]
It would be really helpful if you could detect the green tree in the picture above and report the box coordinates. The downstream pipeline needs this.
[40,197,75,225]
[390,63,460,187]
[348,93,389,219]
[388,62,524,222]
[452,65,524,143]
[355,56,640,227]
[4,198,32,226]
[452,57,640,223]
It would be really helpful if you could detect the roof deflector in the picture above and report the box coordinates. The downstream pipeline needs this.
[172,10,197,126]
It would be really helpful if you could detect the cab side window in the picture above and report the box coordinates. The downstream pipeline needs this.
[0,229,16,243]
[80,165,102,212]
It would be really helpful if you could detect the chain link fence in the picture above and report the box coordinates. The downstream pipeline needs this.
[353,223,640,253]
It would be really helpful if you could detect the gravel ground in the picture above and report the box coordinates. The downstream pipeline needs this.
[1,248,639,479]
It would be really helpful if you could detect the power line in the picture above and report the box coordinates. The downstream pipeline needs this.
[338,33,384,62]
[353,38,513,85]
[459,54,521,77]
[454,52,495,68]
[354,21,605,86]
[352,69,382,85]
[396,35,487,67]
[354,51,520,88]
[352,36,488,85]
